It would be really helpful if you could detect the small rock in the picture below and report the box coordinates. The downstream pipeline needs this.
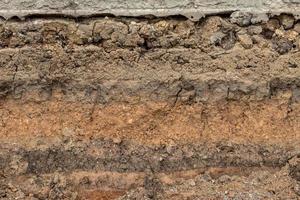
[288,60,298,68]
[275,29,298,41]
[166,145,175,154]
[275,29,285,38]
[294,23,300,33]
[295,38,300,48]
[113,138,122,144]
[247,25,263,35]
[294,183,300,196]
[211,31,236,50]
[286,30,299,41]
[201,173,212,182]
[265,19,281,31]
[221,19,236,32]
[202,16,223,38]
[219,175,232,183]
[262,29,275,39]
[279,15,295,29]
[251,13,269,24]
[174,21,194,37]
[80,176,90,185]
[154,20,172,33]
[230,11,252,26]
[238,34,253,49]
[252,35,268,48]
[210,31,226,44]
[188,179,196,186]
[273,38,293,54]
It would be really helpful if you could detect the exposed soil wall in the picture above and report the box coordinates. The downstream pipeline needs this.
[0,15,300,199]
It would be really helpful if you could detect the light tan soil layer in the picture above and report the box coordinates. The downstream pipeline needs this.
[0,99,299,146]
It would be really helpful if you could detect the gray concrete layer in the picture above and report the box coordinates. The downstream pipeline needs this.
[0,0,300,20]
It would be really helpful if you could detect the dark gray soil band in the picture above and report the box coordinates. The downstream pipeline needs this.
[1,139,299,176]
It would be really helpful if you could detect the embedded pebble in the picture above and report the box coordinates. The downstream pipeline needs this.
[247,25,263,35]
[238,34,253,49]
[279,15,295,30]
[265,19,281,31]
[294,23,300,33]
[285,30,299,41]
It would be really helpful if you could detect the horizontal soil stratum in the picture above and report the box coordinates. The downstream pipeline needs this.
[0,13,300,200]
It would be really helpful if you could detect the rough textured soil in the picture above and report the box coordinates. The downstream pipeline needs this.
[0,14,300,199]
